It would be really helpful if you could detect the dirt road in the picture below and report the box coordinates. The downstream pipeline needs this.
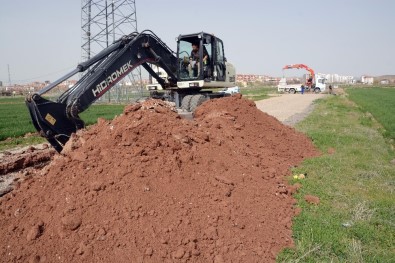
[255,93,327,126]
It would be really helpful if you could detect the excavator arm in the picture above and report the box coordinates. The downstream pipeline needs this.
[26,30,178,152]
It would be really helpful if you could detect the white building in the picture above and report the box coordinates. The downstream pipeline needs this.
[323,74,355,84]
[361,76,374,84]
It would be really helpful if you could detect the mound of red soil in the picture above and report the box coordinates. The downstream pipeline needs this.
[0,96,319,262]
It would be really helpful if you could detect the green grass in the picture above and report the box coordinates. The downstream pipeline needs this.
[240,86,277,101]
[0,97,35,140]
[79,104,124,125]
[0,96,125,150]
[0,136,46,151]
[277,92,395,262]
[347,87,395,141]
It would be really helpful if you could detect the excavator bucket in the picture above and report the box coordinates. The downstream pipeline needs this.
[25,94,83,153]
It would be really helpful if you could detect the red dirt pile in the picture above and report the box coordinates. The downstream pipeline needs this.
[0,95,319,262]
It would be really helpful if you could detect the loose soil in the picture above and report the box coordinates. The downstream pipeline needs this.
[0,145,55,197]
[0,95,320,262]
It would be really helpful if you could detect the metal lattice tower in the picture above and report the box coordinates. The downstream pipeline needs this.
[81,0,143,102]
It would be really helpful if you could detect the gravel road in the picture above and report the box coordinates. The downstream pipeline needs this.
[255,93,327,126]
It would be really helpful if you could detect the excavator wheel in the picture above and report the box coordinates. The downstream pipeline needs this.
[181,95,193,111]
[190,94,207,112]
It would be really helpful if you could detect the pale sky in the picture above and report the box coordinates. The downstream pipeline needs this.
[0,0,394,84]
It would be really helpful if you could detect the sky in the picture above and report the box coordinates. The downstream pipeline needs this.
[0,0,394,84]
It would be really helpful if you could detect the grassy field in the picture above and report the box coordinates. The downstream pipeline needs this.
[0,97,39,140]
[0,96,124,150]
[347,87,395,141]
[240,85,277,101]
[80,104,124,125]
[278,88,395,262]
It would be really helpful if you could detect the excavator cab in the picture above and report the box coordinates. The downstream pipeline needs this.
[176,33,230,85]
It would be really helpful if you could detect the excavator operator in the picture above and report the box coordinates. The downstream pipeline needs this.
[188,42,209,77]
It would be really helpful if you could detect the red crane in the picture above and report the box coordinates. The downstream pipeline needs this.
[282,64,315,87]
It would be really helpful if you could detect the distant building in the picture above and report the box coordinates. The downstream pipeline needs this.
[380,79,389,85]
[0,81,3,87]
[361,76,374,84]
[236,74,276,83]
[324,74,355,84]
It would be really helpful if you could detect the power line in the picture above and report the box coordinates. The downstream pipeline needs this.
[9,66,76,83]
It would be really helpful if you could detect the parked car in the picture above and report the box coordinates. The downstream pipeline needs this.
[219,86,240,94]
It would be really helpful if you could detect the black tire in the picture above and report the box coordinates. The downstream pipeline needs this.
[181,95,193,111]
[289,88,296,94]
[314,88,321,93]
[190,94,207,112]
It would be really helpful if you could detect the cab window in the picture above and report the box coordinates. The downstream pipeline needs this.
[178,40,193,80]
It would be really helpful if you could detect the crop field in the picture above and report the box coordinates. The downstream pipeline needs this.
[347,87,395,141]
[240,85,277,101]
[0,96,124,149]
[0,97,38,140]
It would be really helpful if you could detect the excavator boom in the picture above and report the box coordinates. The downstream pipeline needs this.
[26,30,178,152]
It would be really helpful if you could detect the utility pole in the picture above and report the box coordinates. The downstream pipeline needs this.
[7,64,12,86]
